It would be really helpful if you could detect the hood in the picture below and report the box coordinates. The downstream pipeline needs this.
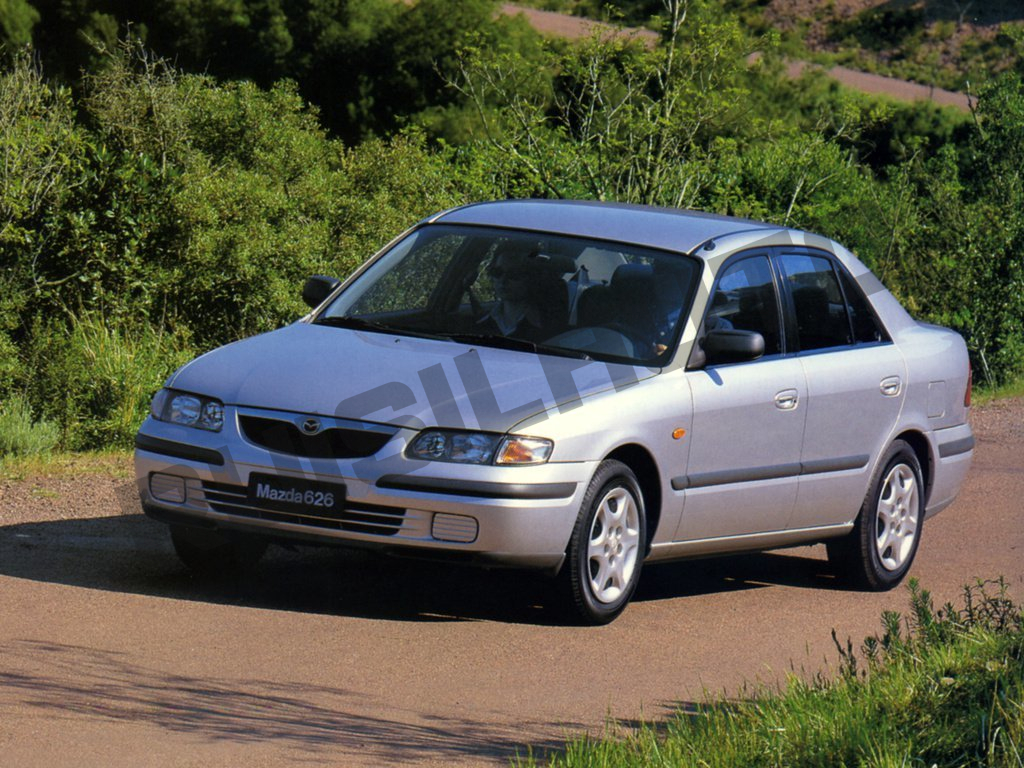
[169,323,657,433]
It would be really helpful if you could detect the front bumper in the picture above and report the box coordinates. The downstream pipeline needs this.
[134,411,593,571]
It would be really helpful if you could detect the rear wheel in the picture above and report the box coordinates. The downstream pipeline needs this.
[827,439,924,590]
[170,525,268,575]
[559,460,646,624]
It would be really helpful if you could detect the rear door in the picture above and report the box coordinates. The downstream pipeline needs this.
[777,251,906,529]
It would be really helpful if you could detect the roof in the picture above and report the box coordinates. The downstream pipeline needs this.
[434,200,781,256]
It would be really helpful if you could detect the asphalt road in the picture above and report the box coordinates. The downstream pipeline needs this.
[1,399,1021,767]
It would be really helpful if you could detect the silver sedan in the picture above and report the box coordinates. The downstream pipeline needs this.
[135,200,975,623]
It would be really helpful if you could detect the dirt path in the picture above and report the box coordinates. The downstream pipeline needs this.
[787,60,972,111]
[0,399,1020,766]
[500,3,658,44]
[502,3,973,111]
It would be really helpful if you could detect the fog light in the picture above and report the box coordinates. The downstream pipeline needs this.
[150,473,186,504]
[431,513,478,543]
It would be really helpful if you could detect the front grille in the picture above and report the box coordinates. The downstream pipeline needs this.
[201,480,405,536]
[239,415,393,459]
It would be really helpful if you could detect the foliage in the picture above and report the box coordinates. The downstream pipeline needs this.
[804,1,1023,93]
[875,73,1024,386]
[453,0,755,205]
[0,56,74,326]
[20,0,539,143]
[0,0,38,52]
[0,330,20,395]
[0,393,58,456]
[26,314,194,450]
[974,373,1024,406]
[454,10,1024,384]
[521,579,1024,768]
[0,448,131,482]
[0,44,468,450]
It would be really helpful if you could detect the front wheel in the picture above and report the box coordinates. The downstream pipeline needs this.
[559,460,646,624]
[827,439,924,590]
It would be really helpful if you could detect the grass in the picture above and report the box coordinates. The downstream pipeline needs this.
[518,580,1024,767]
[0,449,133,482]
[975,374,1024,406]
[0,395,59,457]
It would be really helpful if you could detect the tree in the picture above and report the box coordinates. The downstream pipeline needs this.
[452,0,754,206]
[0,0,39,52]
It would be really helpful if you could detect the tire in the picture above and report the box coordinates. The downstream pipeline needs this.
[559,460,646,624]
[170,524,268,575]
[826,439,924,590]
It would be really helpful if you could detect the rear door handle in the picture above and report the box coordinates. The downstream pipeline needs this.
[774,389,799,411]
[880,376,901,397]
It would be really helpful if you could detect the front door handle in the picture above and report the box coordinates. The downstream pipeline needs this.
[880,376,902,397]
[774,389,799,411]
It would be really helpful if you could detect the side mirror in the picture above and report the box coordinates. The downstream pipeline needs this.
[702,329,765,366]
[302,275,341,309]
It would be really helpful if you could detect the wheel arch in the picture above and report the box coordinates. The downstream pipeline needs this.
[604,443,661,552]
[892,429,933,505]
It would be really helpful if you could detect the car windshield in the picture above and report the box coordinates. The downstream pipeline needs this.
[316,224,701,365]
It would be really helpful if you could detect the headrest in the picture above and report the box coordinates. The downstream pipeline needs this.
[492,240,575,275]
[611,263,654,291]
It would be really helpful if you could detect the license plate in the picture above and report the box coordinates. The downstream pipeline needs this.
[247,473,346,517]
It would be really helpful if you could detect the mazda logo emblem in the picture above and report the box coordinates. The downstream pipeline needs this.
[301,418,322,435]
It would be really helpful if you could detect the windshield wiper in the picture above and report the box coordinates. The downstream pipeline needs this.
[312,315,447,341]
[444,333,592,360]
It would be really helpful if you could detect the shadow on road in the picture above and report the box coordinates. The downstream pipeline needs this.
[0,486,845,626]
[0,637,572,765]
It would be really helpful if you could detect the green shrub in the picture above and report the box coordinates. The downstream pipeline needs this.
[0,330,21,396]
[334,133,466,269]
[0,394,59,457]
[871,74,1024,386]
[0,0,39,53]
[29,315,194,450]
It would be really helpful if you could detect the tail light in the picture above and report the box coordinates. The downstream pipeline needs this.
[964,363,972,408]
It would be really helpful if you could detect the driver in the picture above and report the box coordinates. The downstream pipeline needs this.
[478,241,567,341]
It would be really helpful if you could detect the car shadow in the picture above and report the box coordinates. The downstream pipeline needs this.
[638,547,847,602]
[0,489,848,625]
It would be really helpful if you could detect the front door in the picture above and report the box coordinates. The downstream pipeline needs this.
[674,254,806,541]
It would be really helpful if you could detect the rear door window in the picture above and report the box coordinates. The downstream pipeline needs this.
[778,254,852,352]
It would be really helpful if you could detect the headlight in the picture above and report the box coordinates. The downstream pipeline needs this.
[150,388,225,432]
[408,430,553,465]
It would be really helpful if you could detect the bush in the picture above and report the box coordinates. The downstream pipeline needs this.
[872,74,1024,386]
[0,394,59,457]
[0,330,22,397]
[29,316,194,450]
